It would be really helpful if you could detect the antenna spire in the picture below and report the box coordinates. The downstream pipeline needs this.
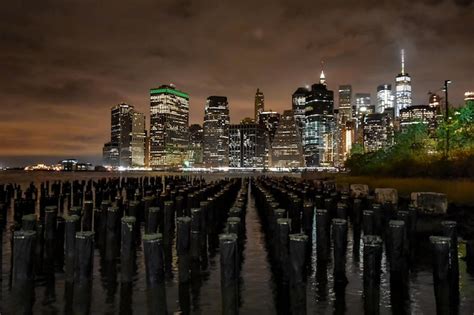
[320,60,326,85]
[401,49,405,75]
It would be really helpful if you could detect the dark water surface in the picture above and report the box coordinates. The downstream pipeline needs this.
[1,172,474,314]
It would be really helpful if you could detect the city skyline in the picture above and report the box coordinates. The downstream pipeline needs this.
[1,0,473,166]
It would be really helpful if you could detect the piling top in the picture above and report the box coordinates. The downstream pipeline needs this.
[363,235,383,246]
[429,236,451,245]
[199,201,209,207]
[76,231,95,239]
[277,218,291,225]
[304,200,313,207]
[45,205,58,212]
[129,200,140,207]
[332,218,347,226]
[84,200,93,205]
[389,220,405,228]
[14,230,36,239]
[363,209,374,215]
[227,216,241,224]
[107,206,119,213]
[121,216,136,224]
[397,210,409,216]
[149,206,160,213]
[275,208,286,215]
[441,220,457,228]
[143,233,163,242]
[101,201,112,206]
[164,201,174,207]
[22,214,37,221]
[63,214,80,222]
[289,233,308,242]
[219,233,238,243]
[316,209,328,215]
[177,216,191,224]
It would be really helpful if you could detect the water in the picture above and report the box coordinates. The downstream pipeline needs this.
[1,172,474,313]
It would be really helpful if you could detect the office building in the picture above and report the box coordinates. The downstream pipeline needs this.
[149,84,189,167]
[395,49,412,116]
[400,105,438,134]
[254,88,264,122]
[465,91,474,106]
[338,85,352,119]
[203,96,230,168]
[363,113,393,152]
[376,84,394,114]
[229,122,267,168]
[258,111,281,144]
[303,72,335,167]
[292,87,309,137]
[271,110,305,168]
[102,103,145,167]
[187,124,204,167]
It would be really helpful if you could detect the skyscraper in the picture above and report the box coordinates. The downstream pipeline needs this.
[376,84,394,114]
[229,122,267,168]
[188,124,204,167]
[363,113,393,152]
[102,103,145,167]
[149,84,189,167]
[254,88,264,122]
[258,111,281,144]
[395,49,412,117]
[270,110,304,168]
[338,85,352,119]
[203,96,230,168]
[292,87,309,138]
[303,72,335,167]
[355,93,372,127]
[130,111,146,167]
[400,105,437,134]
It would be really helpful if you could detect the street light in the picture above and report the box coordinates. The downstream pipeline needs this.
[444,80,452,158]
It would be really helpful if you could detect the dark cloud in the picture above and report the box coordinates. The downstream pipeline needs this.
[0,0,473,166]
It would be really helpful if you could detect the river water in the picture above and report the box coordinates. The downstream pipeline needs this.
[1,171,474,314]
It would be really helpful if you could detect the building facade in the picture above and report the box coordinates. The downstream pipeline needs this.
[103,103,145,167]
[203,96,230,168]
[187,124,203,167]
[229,122,267,168]
[400,105,438,134]
[271,110,305,168]
[292,87,309,138]
[254,88,264,122]
[149,85,189,167]
[303,73,335,167]
[376,84,394,114]
[338,85,352,119]
[363,113,393,152]
[258,111,281,144]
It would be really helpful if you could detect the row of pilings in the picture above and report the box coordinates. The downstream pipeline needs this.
[0,176,252,314]
[251,176,467,315]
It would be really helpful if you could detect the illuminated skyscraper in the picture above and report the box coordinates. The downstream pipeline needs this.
[271,110,304,168]
[229,122,267,168]
[376,84,394,114]
[303,72,335,167]
[187,124,204,167]
[363,113,393,152]
[338,85,352,119]
[292,87,309,137]
[130,111,146,167]
[149,84,189,167]
[400,105,437,134]
[203,96,230,168]
[395,49,412,117]
[103,103,145,167]
[254,88,264,122]
[258,111,280,144]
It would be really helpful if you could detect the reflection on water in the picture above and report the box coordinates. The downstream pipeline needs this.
[0,172,474,314]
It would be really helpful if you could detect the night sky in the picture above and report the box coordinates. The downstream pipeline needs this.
[1,0,473,166]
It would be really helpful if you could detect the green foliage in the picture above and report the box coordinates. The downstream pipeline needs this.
[346,101,474,178]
